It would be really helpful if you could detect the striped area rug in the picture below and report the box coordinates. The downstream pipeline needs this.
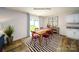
[25,34,61,52]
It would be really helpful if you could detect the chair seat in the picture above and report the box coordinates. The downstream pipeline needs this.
[31,31,40,45]
[42,32,49,39]
[33,34,40,39]
[46,29,53,35]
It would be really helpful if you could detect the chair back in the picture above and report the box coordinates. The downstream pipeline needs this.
[40,27,43,29]
[31,31,36,36]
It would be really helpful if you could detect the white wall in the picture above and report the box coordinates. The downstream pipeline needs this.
[0,8,29,41]
[58,15,66,35]
[39,16,44,27]
[39,16,48,27]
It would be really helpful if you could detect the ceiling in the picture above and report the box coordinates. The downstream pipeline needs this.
[7,7,79,16]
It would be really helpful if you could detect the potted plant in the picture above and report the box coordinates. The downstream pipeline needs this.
[4,25,14,45]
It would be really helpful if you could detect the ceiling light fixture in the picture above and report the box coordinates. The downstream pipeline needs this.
[33,8,51,10]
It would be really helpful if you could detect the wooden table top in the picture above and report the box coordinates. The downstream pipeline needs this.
[36,28,51,35]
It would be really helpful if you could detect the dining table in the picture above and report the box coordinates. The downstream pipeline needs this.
[35,28,52,46]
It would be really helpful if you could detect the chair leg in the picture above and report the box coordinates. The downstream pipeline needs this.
[30,39,32,45]
[43,38,49,46]
[30,39,36,47]
[49,35,52,41]
[46,39,47,45]
[45,38,48,46]
[33,39,37,47]
[48,35,51,42]
[30,37,34,45]
[34,42,36,47]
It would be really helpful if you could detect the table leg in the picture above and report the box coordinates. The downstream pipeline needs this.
[39,35,42,47]
[31,37,34,46]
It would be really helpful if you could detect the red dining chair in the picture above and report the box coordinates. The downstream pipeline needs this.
[46,29,53,40]
[31,31,40,47]
[42,32,50,46]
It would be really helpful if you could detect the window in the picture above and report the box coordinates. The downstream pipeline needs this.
[48,16,58,27]
[53,16,58,27]
[30,15,39,32]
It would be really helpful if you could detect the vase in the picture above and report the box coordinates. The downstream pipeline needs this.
[6,36,13,45]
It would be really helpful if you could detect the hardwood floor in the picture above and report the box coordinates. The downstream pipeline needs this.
[4,39,30,52]
[22,33,79,52]
[57,36,78,52]
[4,33,79,52]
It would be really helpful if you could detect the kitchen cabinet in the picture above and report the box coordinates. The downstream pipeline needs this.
[74,14,79,23]
[65,14,79,40]
[66,15,74,23]
[66,14,79,23]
